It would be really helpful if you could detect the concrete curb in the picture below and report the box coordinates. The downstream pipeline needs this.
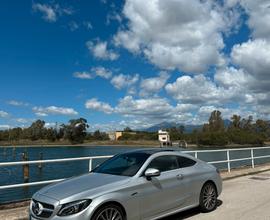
[221,163,270,180]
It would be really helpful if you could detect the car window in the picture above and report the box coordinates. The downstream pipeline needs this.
[92,152,150,177]
[177,156,196,168]
[147,155,179,172]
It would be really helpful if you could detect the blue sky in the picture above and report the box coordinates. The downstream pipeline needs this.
[0,0,270,131]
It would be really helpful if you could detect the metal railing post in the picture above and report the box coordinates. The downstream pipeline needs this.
[251,149,255,168]
[227,150,231,172]
[89,158,93,172]
[195,151,198,159]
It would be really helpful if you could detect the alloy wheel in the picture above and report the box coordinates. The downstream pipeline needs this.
[96,207,123,220]
[202,183,217,210]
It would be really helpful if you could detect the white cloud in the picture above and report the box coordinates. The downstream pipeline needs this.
[106,12,122,25]
[15,118,29,123]
[195,105,257,124]
[68,21,79,31]
[114,0,236,73]
[115,96,172,119]
[89,119,155,132]
[239,0,270,39]
[115,96,193,127]
[74,67,112,80]
[175,104,198,113]
[7,100,29,107]
[84,96,196,125]
[84,95,265,129]
[140,71,170,96]
[73,71,93,79]
[32,3,57,22]
[32,3,73,23]
[33,106,78,116]
[86,40,119,60]
[45,122,57,128]
[0,125,10,130]
[165,75,242,104]
[197,106,227,118]
[253,105,270,118]
[229,39,270,104]
[92,67,112,79]
[0,110,9,118]
[85,98,114,114]
[216,1,270,109]
[110,73,139,91]
[231,39,270,81]
[215,67,250,88]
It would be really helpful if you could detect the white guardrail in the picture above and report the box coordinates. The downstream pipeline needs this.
[1,146,270,190]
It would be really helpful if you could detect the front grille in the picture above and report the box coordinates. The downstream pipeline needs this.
[32,199,54,218]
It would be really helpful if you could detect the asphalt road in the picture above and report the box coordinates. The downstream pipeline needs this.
[163,170,270,220]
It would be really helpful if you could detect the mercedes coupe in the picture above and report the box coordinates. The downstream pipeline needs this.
[29,149,222,220]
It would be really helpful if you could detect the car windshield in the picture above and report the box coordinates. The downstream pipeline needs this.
[92,152,150,177]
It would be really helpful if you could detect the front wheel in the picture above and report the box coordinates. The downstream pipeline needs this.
[92,204,125,220]
[199,182,218,212]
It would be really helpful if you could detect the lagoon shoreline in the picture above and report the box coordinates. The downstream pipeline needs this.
[0,140,267,149]
[0,140,160,148]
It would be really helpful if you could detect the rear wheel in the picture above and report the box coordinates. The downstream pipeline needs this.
[92,204,125,220]
[199,182,217,212]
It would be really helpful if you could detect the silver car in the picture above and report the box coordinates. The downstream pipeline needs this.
[29,149,222,220]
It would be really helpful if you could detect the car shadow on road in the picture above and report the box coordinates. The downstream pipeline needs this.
[161,200,223,220]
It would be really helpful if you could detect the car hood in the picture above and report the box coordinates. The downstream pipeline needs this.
[36,172,130,202]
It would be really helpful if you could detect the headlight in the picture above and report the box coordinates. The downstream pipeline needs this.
[57,199,91,216]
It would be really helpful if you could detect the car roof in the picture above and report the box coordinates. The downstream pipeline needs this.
[128,148,183,155]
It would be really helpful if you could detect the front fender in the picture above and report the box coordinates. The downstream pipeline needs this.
[89,192,141,220]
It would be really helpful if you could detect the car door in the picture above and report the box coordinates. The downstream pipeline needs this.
[138,155,188,219]
[176,156,200,206]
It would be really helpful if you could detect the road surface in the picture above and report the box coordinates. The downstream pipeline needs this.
[164,170,270,220]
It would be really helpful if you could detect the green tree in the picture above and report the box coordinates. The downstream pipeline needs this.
[241,115,253,131]
[208,110,224,132]
[63,118,89,144]
[255,119,270,139]
[0,130,9,141]
[123,127,133,132]
[91,130,109,140]
[230,115,241,130]
[9,127,23,141]
[167,126,185,141]
[46,127,57,142]
[255,119,269,133]
[29,120,46,140]
[178,125,185,134]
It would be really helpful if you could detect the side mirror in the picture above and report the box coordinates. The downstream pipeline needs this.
[145,168,160,180]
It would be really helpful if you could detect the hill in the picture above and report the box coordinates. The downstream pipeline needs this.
[144,119,232,133]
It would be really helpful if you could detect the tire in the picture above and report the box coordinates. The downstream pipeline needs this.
[199,182,218,212]
[92,204,126,220]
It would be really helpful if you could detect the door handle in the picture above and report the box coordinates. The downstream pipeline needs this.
[177,174,184,180]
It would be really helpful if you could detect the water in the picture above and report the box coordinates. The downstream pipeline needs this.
[1,145,270,204]
[0,146,133,203]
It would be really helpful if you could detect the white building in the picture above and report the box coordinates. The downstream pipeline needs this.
[107,131,116,141]
[158,130,170,144]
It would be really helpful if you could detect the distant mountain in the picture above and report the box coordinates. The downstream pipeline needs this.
[144,122,202,133]
[144,119,232,133]
[144,122,179,132]
[184,124,203,133]
[223,119,231,127]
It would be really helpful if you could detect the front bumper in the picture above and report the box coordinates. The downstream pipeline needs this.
[30,193,97,220]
